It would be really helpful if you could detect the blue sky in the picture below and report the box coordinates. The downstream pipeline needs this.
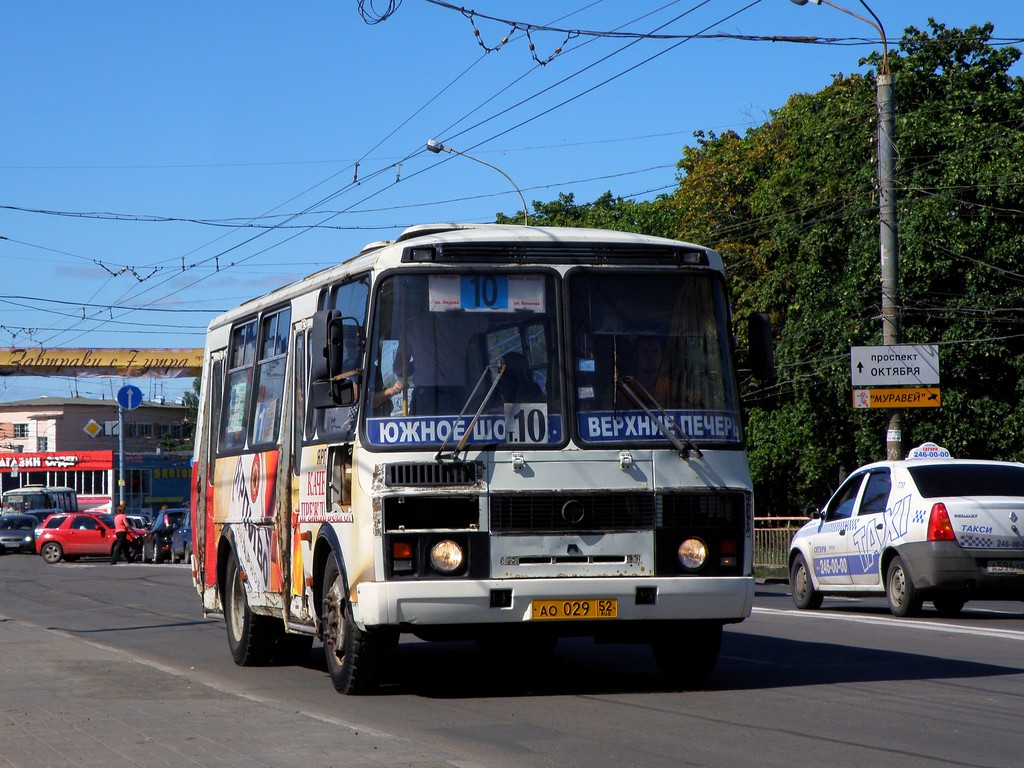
[2,1,1021,405]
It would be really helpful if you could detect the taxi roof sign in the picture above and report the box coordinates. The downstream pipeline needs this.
[907,442,952,460]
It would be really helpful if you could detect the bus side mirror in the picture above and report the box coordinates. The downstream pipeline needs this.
[310,309,361,408]
[748,312,776,382]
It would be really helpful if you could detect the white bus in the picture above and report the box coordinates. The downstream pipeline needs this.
[190,223,773,693]
[2,485,78,521]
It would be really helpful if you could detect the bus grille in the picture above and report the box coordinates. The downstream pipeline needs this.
[384,462,479,487]
[660,491,747,527]
[490,493,656,532]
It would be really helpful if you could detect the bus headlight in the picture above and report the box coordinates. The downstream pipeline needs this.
[429,540,464,574]
[677,538,708,571]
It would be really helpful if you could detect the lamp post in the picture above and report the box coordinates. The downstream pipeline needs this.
[426,139,530,226]
[791,0,901,459]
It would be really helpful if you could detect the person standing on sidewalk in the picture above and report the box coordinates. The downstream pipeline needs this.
[110,503,134,565]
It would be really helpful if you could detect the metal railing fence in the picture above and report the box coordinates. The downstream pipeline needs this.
[753,516,810,575]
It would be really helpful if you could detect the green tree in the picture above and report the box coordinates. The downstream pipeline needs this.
[662,21,1024,514]
[512,22,1024,516]
[496,191,670,234]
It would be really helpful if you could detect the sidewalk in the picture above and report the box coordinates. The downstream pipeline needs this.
[0,614,458,768]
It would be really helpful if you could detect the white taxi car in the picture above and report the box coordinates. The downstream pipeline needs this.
[789,443,1024,617]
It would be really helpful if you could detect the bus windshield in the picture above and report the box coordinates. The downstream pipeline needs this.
[365,271,562,449]
[569,270,743,446]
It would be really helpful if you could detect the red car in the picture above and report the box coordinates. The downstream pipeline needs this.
[35,513,145,564]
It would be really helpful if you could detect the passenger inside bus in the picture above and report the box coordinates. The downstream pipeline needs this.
[393,311,488,416]
[622,335,673,407]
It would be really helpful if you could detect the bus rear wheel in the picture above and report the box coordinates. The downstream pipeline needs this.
[224,549,278,665]
[322,556,386,694]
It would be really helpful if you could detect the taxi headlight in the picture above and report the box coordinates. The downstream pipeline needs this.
[429,540,465,574]
[677,538,708,571]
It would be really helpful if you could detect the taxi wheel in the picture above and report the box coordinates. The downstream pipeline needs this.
[790,554,823,610]
[886,556,923,617]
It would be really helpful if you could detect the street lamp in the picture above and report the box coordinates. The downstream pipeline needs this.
[791,0,901,460]
[426,139,530,226]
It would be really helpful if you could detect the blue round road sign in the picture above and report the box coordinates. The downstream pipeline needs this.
[117,385,144,410]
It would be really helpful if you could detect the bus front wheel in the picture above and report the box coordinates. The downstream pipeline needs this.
[322,556,387,694]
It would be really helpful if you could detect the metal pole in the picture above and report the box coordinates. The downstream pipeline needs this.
[426,139,529,226]
[791,1,900,459]
[877,71,901,459]
[118,404,125,506]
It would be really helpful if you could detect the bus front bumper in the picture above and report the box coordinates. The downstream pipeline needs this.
[353,576,754,630]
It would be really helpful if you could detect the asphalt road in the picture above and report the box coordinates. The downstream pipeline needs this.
[2,552,1023,768]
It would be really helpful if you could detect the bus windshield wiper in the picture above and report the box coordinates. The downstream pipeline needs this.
[617,374,703,460]
[434,361,506,462]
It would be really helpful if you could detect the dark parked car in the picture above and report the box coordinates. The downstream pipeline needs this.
[143,508,188,564]
[0,514,39,553]
[12,508,57,525]
[170,512,193,564]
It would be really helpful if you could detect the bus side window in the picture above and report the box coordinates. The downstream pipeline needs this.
[293,329,307,475]
[251,307,292,446]
[220,319,257,452]
[317,277,369,440]
[208,357,224,479]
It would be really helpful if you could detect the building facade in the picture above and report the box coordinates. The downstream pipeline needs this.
[0,397,193,517]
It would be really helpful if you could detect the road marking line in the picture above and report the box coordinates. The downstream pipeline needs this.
[753,606,1024,641]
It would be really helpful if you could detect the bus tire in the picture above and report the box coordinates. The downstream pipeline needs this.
[652,621,722,690]
[790,553,823,610]
[322,556,383,694]
[224,549,278,666]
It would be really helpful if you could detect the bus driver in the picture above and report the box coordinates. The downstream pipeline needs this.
[393,310,487,416]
